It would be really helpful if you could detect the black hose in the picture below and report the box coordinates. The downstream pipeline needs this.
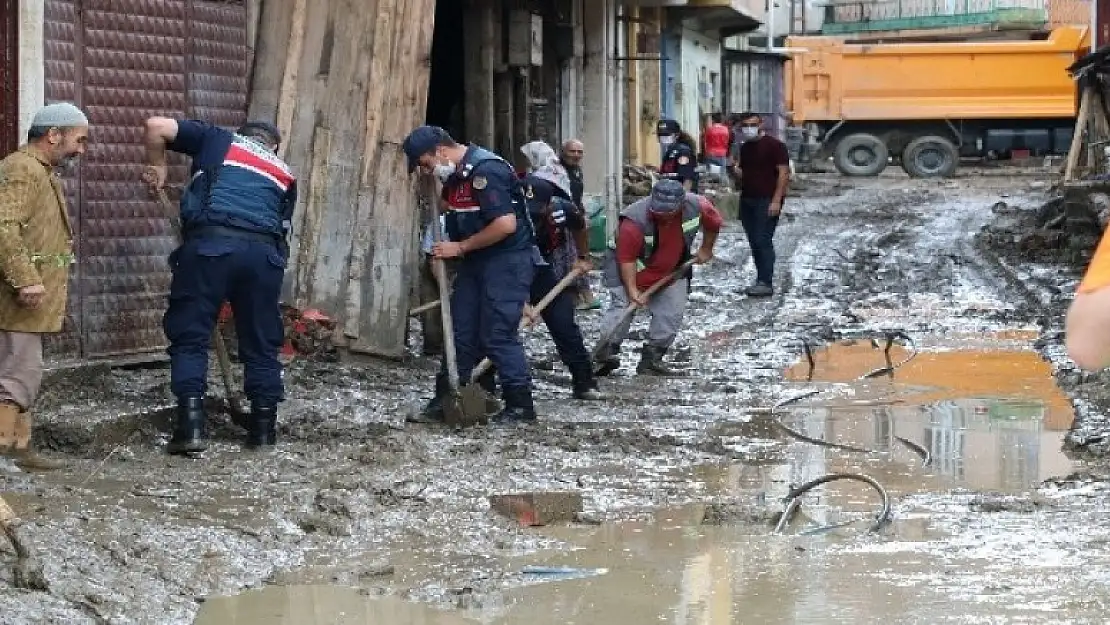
[774,472,893,535]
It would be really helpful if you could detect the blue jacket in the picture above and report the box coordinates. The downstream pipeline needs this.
[440,145,535,259]
[170,120,297,244]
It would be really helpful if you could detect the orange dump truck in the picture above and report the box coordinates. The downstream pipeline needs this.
[784,26,1091,177]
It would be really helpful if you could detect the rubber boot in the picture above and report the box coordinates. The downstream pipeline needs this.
[409,373,450,424]
[167,396,208,455]
[245,402,277,449]
[492,386,537,424]
[570,363,604,400]
[637,345,682,376]
[593,343,622,377]
[0,404,62,471]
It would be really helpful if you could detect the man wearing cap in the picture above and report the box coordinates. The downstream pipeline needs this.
[142,116,297,454]
[656,119,700,193]
[0,102,89,471]
[593,179,721,376]
[521,170,601,400]
[402,125,540,424]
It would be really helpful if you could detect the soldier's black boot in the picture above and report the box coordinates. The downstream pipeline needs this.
[493,386,537,424]
[167,396,208,456]
[246,402,278,449]
[570,363,604,400]
[409,372,451,423]
[637,345,682,377]
[593,343,622,377]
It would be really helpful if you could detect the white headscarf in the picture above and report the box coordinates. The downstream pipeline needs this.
[521,140,572,198]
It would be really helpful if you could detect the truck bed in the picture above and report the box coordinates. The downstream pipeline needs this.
[785,26,1090,123]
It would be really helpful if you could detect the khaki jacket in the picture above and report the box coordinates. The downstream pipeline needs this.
[0,146,74,333]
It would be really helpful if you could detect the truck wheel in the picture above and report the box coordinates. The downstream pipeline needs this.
[833,133,889,176]
[901,135,959,178]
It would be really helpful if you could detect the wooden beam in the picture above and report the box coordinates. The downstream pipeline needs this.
[464,0,496,145]
[1065,86,1093,182]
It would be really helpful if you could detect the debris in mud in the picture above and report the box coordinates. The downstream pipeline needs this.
[489,492,584,526]
[969,492,1054,513]
[0,495,48,591]
[701,500,779,526]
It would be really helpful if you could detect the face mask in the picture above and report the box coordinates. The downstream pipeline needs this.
[433,162,455,183]
[659,135,676,147]
[741,126,760,140]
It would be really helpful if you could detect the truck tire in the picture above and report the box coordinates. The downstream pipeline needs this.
[901,135,959,178]
[833,133,889,177]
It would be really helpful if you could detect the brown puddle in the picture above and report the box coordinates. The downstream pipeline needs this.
[193,586,472,624]
[192,338,1097,624]
[778,339,1076,492]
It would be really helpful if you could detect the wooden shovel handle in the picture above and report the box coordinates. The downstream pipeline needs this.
[469,266,586,383]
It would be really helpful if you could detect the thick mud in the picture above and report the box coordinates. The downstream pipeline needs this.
[3,169,1110,624]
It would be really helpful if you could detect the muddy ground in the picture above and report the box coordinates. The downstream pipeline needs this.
[3,167,1110,624]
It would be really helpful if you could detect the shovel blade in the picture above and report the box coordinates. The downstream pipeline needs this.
[444,386,500,427]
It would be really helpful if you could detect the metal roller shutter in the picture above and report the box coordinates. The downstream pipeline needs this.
[42,0,248,362]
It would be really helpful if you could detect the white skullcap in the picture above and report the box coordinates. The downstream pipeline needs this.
[31,102,89,128]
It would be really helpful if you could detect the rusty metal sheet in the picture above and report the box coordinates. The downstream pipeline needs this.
[0,0,17,158]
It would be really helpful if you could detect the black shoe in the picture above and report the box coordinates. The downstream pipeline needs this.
[408,373,450,424]
[570,363,604,400]
[745,282,774,297]
[167,396,208,455]
[245,403,277,449]
[492,386,537,424]
[593,344,622,377]
[636,345,682,377]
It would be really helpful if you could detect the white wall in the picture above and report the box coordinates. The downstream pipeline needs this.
[676,27,721,147]
[581,0,624,220]
[17,0,45,141]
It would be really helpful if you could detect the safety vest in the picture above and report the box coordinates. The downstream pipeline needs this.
[607,194,702,271]
[181,133,297,241]
[442,145,536,256]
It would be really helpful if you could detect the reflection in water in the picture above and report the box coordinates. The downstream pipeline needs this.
[193,586,473,624]
[195,340,1093,625]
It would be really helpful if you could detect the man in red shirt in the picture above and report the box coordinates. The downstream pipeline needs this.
[593,179,722,376]
[702,112,731,170]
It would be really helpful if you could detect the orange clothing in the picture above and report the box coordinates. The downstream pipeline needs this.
[1080,229,1110,293]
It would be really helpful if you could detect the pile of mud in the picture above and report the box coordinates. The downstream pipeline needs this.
[976,191,1103,268]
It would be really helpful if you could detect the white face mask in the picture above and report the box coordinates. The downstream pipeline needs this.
[433,162,455,183]
[659,135,676,147]
[740,126,760,140]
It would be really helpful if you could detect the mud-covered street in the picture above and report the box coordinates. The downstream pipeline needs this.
[5,170,1110,624]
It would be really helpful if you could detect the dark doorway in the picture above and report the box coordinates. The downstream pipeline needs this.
[425,0,466,141]
[0,0,18,157]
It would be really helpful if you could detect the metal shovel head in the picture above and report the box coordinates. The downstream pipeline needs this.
[444,385,500,427]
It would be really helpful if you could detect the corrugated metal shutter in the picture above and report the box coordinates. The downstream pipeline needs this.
[42,0,248,362]
[42,0,83,361]
[0,0,16,157]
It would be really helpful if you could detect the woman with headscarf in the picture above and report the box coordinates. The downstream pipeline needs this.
[520,141,595,309]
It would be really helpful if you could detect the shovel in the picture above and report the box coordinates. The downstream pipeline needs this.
[156,190,249,428]
[455,266,587,423]
[466,266,586,384]
[427,204,469,425]
[590,257,698,361]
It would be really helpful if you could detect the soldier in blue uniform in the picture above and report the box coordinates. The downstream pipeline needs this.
[403,126,539,424]
[657,119,700,193]
[143,117,297,455]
